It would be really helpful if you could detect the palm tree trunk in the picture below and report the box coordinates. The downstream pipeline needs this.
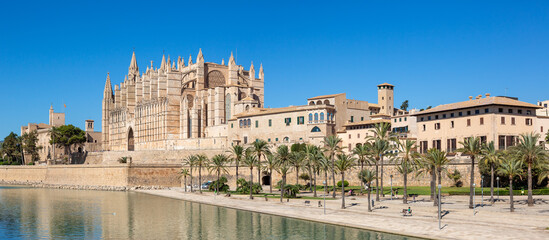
[258,155,262,184]
[269,169,273,193]
[527,162,533,206]
[250,167,253,200]
[296,167,299,185]
[430,167,435,201]
[341,172,345,209]
[184,176,187,192]
[217,170,220,195]
[199,165,203,194]
[403,164,408,204]
[190,168,193,192]
[331,154,336,198]
[469,156,475,209]
[360,160,364,192]
[367,185,372,212]
[313,168,317,197]
[509,178,514,212]
[235,161,239,189]
[280,175,285,202]
[490,164,494,203]
[375,160,380,201]
[380,155,384,197]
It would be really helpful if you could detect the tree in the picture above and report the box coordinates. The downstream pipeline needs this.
[208,154,230,195]
[184,155,197,192]
[195,154,209,194]
[275,145,291,202]
[359,169,376,212]
[242,149,259,199]
[180,168,190,192]
[322,135,342,198]
[511,133,547,207]
[370,138,390,201]
[458,137,482,209]
[289,151,305,185]
[50,125,86,164]
[352,143,371,192]
[497,157,524,212]
[481,141,502,204]
[427,149,450,206]
[21,130,41,164]
[305,145,321,197]
[397,139,417,204]
[1,132,22,165]
[368,122,395,199]
[228,145,244,188]
[400,100,409,111]
[318,152,331,197]
[251,140,270,184]
[264,153,277,193]
[333,153,356,209]
[416,151,436,201]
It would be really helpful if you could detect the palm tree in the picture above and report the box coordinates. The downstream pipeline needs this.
[368,122,395,198]
[370,138,390,201]
[228,145,244,188]
[289,151,305,185]
[397,139,417,204]
[318,152,331,197]
[208,154,230,195]
[511,133,547,207]
[333,153,356,209]
[180,168,190,192]
[305,145,321,197]
[428,148,450,206]
[195,154,209,194]
[252,140,270,184]
[275,145,291,202]
[184,155,197,192]
[497,156,524,212]
[416,151,436,201]
[242,149,259,199]
[481,141,502,204]
[359,169,376,212]
[352,143,371,192]
[322,135,342,198]
[458,137,482,209]
[264,153,277,193]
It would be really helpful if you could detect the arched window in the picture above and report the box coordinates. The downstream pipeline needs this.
[239,120,243,127]
[309,101,315,106]
[316,100,322,105]
[247,119,251,126]
[311,126,321,132]
[283,137,289,142]
[314,113,318,121]
[324,100,330,105]
[320,112,324,121]
[308,113,313,122]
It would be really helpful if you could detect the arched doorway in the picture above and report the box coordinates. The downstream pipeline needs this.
[128,128,134,151]
[262,175,271,186]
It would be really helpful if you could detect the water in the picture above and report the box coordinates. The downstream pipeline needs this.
[0,186,421,240]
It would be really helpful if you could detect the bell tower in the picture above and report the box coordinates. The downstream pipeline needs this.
[377,83,394,116]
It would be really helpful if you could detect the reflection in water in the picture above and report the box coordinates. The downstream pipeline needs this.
[0,186,420,239]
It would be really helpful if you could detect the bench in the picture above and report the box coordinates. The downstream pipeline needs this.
[304,200,311,205]
[318,201,322,207]
[402,209,412,216]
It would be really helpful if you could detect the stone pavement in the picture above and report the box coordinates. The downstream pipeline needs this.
[136,189,549,240]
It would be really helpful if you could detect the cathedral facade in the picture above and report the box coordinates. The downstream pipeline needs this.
[102,50,264,151]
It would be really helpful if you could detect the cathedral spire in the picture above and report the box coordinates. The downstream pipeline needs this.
[229,52,236,66]
[259,63,264,80]
[250,62,255,80]
[197,48,204,63]
[188,54,193,65]
[160,54,166,70]
[129,51,139,74]
[103,73,113,99]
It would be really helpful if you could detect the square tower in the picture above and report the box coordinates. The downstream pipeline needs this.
[377,83,394,116]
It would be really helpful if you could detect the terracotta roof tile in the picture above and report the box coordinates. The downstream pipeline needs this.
[411,96,541,116]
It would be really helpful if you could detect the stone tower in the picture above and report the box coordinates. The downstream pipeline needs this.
[377,83,394,116]
[102,73,114,150]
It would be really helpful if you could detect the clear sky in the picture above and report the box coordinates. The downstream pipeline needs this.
[1,0,548,138]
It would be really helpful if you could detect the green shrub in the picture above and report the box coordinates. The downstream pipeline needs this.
[337,180,349,187]
[27,162,35,165]
[295,184,306,190]
[118,157,128,163]
[447,169,463,187]
[236,178,262,194]
[299,173,310,181]
[283,184,300,198]
[209,176,230,192]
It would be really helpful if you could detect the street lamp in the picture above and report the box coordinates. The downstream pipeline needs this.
[390,175,393,200]
[438,184,442,230]
[323,181,326,215]
[473,183,476,215]
[496,177,500,201]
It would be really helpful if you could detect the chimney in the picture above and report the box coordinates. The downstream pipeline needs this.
[476,95,482,99]
[485,93,491,98]
[469,96,473,100]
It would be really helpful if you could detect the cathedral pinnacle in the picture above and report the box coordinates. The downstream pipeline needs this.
[221,58,224,65]
[103,72,113,99]
[259,63,264,80]
[197,48,204,62]
[229,52,235,65]
[160,54,166,70]
[129,51,138,73]
[188,54,193,65]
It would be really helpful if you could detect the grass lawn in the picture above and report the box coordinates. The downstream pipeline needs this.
[304,185,549,196]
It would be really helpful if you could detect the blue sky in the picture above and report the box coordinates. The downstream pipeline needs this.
[1,1,548,137]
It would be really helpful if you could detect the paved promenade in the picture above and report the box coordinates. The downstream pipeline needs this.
[137,189,549,240]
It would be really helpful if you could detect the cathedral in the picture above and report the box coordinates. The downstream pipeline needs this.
[102,50,264,151]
